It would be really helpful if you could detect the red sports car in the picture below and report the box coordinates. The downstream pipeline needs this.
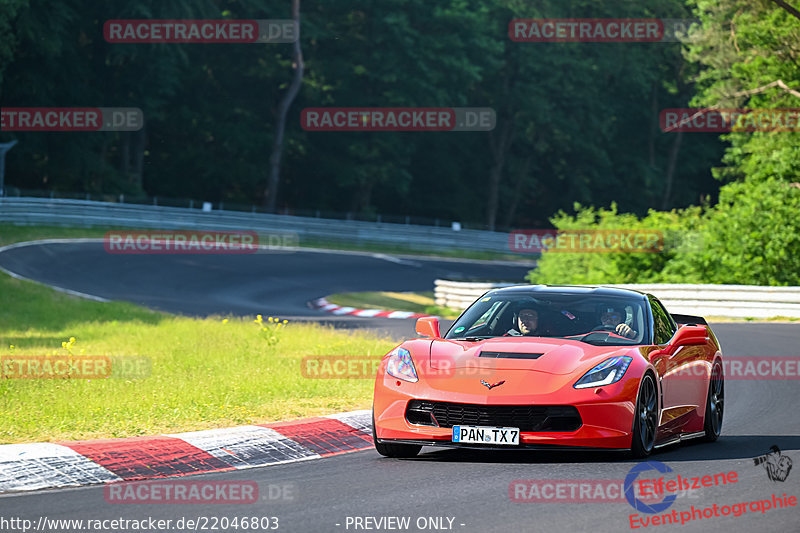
[372,285,724,458]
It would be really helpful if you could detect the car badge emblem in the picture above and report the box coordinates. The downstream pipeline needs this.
[481,379,505,390]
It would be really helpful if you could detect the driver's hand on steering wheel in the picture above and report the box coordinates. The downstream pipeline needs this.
[615,323,635,338]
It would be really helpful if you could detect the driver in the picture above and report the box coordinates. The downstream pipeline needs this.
[595,306,637,339]
[506,306,542,336]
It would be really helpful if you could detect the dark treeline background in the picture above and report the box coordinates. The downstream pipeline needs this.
[1,0,724,229]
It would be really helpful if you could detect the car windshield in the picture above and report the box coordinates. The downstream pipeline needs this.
[445,291,648,346]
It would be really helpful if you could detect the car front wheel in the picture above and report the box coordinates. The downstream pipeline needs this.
[630,373,658,458]
[372,411,421,458]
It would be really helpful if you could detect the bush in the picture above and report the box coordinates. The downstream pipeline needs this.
[527,203,705,285]
[665,180,800,285]
[527,180,800,286]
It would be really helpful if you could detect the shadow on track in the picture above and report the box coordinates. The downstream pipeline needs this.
[372,435,800,464]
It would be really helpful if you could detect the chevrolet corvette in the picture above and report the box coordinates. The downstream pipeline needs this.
[372,285,724,458]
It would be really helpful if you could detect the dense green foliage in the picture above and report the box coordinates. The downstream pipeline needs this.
[685,0,800,184]
[3,1,796,284]
[0,0,722,228]
[670,180,800,285]
[527,203,705,284]
[530,0,800,285]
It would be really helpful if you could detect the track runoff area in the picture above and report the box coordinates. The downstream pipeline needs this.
[0,242,798,532]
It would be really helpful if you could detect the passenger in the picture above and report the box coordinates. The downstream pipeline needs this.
[595,306,637,339]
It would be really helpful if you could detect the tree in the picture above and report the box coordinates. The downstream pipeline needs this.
[684,0,800,184]
[265,0,303,211]
[0,0,28,86]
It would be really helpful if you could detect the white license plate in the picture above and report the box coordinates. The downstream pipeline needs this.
[452,425,519,445]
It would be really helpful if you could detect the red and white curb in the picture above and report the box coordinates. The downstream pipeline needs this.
[0,410,372,494]
[310,297,434,320]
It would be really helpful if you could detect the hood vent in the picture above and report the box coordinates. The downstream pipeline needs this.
[478,351,543,360]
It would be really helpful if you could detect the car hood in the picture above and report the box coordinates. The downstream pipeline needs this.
[427,337,632,375]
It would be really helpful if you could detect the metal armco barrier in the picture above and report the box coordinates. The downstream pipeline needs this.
[434,280,800,319]
[0,197,515,254]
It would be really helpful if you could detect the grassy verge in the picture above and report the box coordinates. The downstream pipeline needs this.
[0,272,395,444]
[706,316,800,323]
[0,224,112,247]
[300,236,531,262]
[0,223,531,262]
[326,291,463,319]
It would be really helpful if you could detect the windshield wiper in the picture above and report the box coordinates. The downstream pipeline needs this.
[452,336,495,342]
[572,332,610,343]
[566,332,635,345]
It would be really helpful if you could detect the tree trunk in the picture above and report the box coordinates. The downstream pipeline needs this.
[485,117,514,231]
[661,130,683,210]
[265,0,304,211]
[132,123,146,191]
[503,156,532,228]
[769,0,800,21]
[121,132,130,183]
[352,177,374,214]
[485,39,518,232]
[649,81,658,169]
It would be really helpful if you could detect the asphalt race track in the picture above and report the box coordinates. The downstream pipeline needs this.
[0,240,532,338]
[1,241,799,532]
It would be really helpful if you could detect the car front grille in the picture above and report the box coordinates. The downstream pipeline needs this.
[405,400,582,432]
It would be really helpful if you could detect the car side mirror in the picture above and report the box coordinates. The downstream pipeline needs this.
[670,325,708,347]
[416,317,441,338]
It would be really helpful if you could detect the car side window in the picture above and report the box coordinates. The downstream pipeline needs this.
[649,295,676,345]
[466,300,503,332]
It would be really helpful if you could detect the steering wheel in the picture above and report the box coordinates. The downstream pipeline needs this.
[592,325,617,332]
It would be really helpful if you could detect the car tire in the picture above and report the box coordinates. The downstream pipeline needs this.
[701,361,724,442]
[372,411,421,458]
[630,373,658,458]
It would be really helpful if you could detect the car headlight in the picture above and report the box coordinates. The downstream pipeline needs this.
[574,356,632,389]
[386,347,418,383]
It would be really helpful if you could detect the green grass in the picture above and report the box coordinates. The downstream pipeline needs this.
[300,236,531,262]
[0,223,532,262]
[0,272,396,444]
[326,291,463,319]
[0,224,112,248]
[706,315,800,323]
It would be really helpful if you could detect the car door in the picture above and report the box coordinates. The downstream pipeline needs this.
[647,295,684,439]
[648,295,707,439]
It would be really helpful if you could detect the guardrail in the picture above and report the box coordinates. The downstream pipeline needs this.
[0,197,523,255]
[434,280,800,319]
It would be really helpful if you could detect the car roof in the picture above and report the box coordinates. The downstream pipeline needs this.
[487,284,648,299]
